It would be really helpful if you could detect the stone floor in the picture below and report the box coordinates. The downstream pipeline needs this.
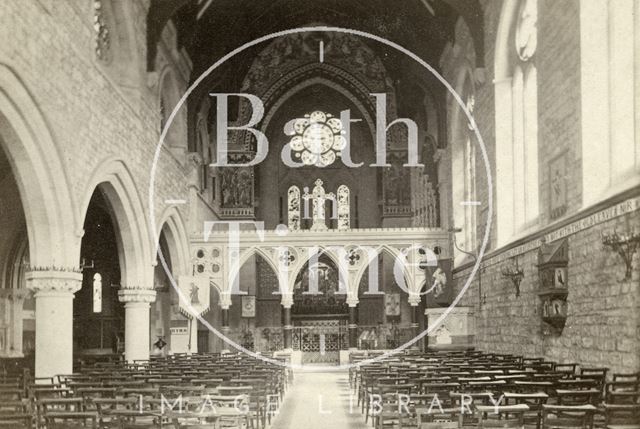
[271,369,369,429]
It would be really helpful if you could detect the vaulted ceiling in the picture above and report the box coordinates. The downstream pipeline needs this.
[147,0,484,154]
[147,0,485,79]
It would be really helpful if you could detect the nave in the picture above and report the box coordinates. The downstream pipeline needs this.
[0,0,639,428]
[1,349,639,428]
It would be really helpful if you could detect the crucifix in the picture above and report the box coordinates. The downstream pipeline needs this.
[302,179,336,231]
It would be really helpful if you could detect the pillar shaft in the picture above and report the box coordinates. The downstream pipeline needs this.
[219,308,230,353]
[411,304,420,349]
[423,311,429,352]
[26,270,82,379]
[282,306,292,350]
[10,295,26,357]
[221,308,230,332]
[348,305,358,349]
[118,289,156,363]
[0,290,27,357]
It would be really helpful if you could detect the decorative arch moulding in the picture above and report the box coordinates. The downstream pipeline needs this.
[25,265,83,274]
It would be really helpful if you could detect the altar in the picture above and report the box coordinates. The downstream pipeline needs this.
[289,257,349,364]
[292,320,348,364]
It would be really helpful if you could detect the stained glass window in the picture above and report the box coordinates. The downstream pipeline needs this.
[337,185,350,230]
[288,111,346,167]
[288,185,301,231]
[287,181,350,230]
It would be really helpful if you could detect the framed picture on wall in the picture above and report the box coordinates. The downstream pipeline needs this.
[242,295,256,318]
[384,293,401,317]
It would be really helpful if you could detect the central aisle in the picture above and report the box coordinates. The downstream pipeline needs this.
[272,370,369,429]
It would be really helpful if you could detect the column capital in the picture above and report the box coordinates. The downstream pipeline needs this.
[346,298,359,308]
[118,288,156,303]
[281,294,293,309]
[26,270,82,296]
[408,294,421,306]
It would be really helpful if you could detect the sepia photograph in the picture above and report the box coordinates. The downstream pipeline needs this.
[0,0,638,428]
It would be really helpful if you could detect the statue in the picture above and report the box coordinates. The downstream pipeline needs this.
[430,268,447,297]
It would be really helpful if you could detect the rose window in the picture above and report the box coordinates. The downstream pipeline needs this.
[288,111,346,167]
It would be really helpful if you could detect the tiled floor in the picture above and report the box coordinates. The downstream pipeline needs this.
[271,369,369,429]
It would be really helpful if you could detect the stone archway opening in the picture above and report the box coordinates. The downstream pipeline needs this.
[0,141,34,364]
[74,187,125,363]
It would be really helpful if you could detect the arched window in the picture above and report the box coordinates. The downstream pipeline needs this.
[495,0,539,246]
[92,273,102,313]
[287,182,350,231]
[581,0,639,205]
[451,71,478,260]
[337,185,350,230]
[287,186,301,231]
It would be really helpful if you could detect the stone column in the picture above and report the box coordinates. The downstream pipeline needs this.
[26,270,82,379]
[189,317,198,354]
[348,304,358,349]
[118,288,156,363]
[9,289,29,357]
[0,289,28,357]
[282,306,292,350]
[423,311,429,352]
[410,304,421,349]
[219,307,230,353]
[221,308,230,333]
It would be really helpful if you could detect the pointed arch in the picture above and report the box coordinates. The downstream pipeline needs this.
[156,206,190,278]
[259,75,377,144]
[0,64,79,268]
[79,158,153,289]
[351,244,412,298]
[2,234,28,291]
[288,245,345,292]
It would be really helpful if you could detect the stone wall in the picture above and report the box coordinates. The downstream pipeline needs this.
[446,0,640,374]
[0,0,192,252]
[453,202,640,373]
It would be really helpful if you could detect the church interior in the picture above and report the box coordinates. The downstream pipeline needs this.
[0,0,639,428]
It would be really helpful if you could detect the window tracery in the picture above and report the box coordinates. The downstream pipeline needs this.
[288,111,346,167]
